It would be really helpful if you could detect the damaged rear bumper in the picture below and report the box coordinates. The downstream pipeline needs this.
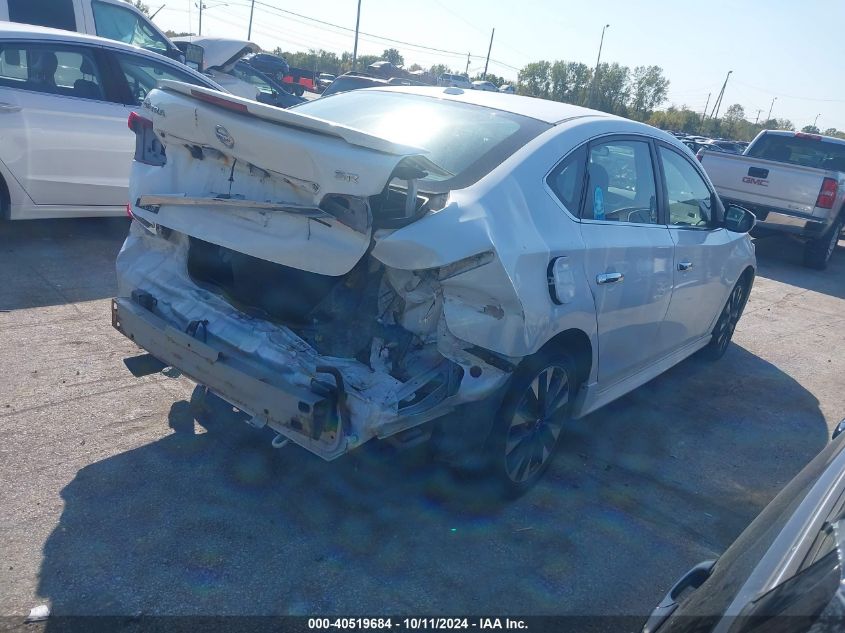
[112,296,352,458]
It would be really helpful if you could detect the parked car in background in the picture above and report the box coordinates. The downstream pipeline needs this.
[282,66,316,95]
[242,52,289,83]
[172,36,259,100]
[317,72,335,91]
[643,423,845,633]
[471,80,498,92]
[437,72,471,89]
[702,129,845,268]
[499,84,515,94]
[703,139,745,154]
[320,72,423,97]
[0,0,190,63]
[232,60,304,108]
[116,84,756,497]
[0,23,221,220]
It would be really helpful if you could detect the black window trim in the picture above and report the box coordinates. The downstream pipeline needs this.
[655,140,724,231]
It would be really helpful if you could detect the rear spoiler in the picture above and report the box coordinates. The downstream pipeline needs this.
[156,80,429,158]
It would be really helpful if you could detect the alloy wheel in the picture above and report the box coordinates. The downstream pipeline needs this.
[504,365,570,483]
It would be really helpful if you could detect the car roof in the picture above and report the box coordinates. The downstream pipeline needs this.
[368,85,619,125]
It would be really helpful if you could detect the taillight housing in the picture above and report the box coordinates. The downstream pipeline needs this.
[128,111,166,166]
[816,177,838,209]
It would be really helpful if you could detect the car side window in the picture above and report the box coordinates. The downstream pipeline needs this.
[659,146,714,227]
[546,145,587,216]
[0,44,104,101]
[583,139,658,224]
[8,0,76,31]
[114,53,210,105]
[92,0,169,54]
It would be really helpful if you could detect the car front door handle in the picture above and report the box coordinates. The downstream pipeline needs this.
[596,272,624,285]
[0,102,21,113]
[678,261,694,272]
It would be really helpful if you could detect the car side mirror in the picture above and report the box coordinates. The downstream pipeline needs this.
[832,418,845,440]
[724,204,756,233]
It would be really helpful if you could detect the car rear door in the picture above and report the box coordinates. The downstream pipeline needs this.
[0,40,130,209]
[657,144,735,349]
[576,136,675,385]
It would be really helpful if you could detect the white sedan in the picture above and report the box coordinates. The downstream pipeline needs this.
[0,24,220,220]
[114,85,756,495]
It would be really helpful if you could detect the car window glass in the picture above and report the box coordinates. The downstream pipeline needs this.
[583,139,658,224]
[547,145,587,215]
[659,146,714,227]
[8,0,76,31]
[92,0,169,53]
[115,53,209,105]
[0,44,104,100]
[231,64,274,95]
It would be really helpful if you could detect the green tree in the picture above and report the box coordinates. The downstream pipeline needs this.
[548,61,592,105]
[429,63,450,79]
[628,65,669,120]
[518,60,552,98]
[592,62,630,115]
[381,48,404,66]
[133,0,150,15]
[722,103,746,136]
[801,124,820,134]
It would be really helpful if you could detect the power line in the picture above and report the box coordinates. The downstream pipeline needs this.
[733,79,845,104]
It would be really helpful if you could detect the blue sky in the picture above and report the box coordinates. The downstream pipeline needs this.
[154,0,845,130]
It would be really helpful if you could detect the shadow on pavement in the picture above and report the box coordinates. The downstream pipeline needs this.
[0,217,129,311]
[752,234,845,300]
[36,344,828,620]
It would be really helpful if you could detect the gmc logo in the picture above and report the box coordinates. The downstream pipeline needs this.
[742,176,769,187]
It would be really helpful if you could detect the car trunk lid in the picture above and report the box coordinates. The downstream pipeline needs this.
[129,81,434,276]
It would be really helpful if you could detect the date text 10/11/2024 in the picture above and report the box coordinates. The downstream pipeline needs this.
[308,618,529,630]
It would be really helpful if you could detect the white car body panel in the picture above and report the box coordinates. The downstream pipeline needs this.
[0,88,131,206]
[115,85,756,461]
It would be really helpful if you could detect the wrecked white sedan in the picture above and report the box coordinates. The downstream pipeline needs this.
[113,83,756,495]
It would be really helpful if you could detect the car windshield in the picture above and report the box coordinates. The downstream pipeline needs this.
[92,0,170,54]
[320,76,384,96]
[747,134,845,170]
[293,90,550,189]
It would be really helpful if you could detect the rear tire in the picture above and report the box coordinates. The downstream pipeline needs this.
[701,276,751,361]
[803,215,843,270]
[482,349,578,498]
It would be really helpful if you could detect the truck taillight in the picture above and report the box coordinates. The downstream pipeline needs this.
[816,177,838,209]
[128,111,166,166]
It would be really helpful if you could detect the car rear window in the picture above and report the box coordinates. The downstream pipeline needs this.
[747,134,845,171]
[8,0,76,31]
[293,90,550,191]
[321,76,384,96]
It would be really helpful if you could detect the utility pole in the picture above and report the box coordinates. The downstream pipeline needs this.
[351,0,362,71]
[465,52,471,76]
[767,96,777,123]
[198,1,203,36]
[590,24,610,107]
[710,70,732,120]
[754,109,762,125]
[247,0,255,39]
[483,28,495,80]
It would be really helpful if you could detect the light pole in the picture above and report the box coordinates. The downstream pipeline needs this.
[710,70,732,120]
[352,0,362,71]
[247,0,255,39]
[195,2,228,36]
[813,113,821,129]
[590,24,610,107]
[767,96,777,123]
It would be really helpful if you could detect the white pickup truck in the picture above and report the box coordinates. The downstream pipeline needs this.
[701,130,845,269]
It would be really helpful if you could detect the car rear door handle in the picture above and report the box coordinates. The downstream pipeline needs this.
[678,261,694,272]
[596,272,624,285]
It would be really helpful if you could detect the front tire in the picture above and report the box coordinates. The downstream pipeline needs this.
[803,215,843,270]
[484,350,578,497]
[701,277,751,361]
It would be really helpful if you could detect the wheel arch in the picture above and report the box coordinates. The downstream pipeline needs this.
[537,327,593,387]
